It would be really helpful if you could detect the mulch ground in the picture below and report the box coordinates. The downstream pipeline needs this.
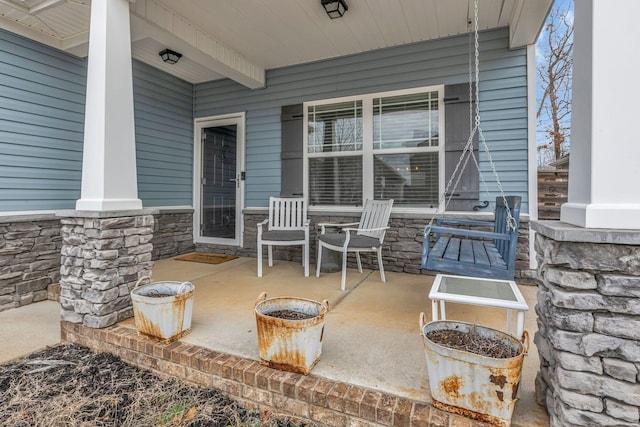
[0,344,317,427]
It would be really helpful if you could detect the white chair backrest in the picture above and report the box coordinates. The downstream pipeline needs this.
[268,197,307,231]
[357,199,394,241]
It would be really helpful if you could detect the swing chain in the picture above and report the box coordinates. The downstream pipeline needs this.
[425,0,517,235]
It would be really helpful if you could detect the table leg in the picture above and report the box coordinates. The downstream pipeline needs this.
[440,300,446,320]
[516,311,525,338]
[506,309,513,335]
[431,300,438,321]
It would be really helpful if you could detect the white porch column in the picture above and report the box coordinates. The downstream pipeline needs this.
[561,0,640,229]
[75,0,142,211]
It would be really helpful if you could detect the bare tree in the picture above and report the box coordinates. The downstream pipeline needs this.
[537,1,573,166]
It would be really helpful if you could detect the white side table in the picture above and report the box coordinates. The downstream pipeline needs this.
[429,274,529,338]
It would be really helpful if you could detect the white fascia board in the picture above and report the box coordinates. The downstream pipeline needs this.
[60,31,89,51]
[509,0,554,48]
[131,0,265,89]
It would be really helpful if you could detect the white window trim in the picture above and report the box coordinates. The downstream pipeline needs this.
[303,85,445,214]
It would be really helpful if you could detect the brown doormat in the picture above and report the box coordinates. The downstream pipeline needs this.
[174,253,238,265]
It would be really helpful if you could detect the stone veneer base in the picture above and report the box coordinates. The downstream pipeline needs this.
[532,220,640,427]
[61,321,486,427]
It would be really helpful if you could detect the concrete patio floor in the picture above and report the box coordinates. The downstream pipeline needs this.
[121,255,549,426]
[0,254,549,426]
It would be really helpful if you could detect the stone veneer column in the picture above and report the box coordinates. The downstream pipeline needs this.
[532,221,640,426]
[57,210,156,328]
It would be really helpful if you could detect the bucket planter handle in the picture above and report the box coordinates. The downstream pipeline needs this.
[320,299,330,314]
[135,276,152,289]
[255,291,268,307]
[135,276,192,294]
[419,312,427,332]
[521,330,530,355]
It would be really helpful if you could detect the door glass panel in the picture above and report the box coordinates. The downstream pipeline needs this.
[201,125,237,239]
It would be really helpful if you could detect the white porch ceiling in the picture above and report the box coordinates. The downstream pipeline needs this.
[0,0,553,87]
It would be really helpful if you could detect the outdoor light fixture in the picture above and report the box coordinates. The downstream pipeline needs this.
[321,0,348,19]
[159,49,182,64]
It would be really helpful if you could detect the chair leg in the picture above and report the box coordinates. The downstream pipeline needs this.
[268,245,273,267]
[355,252,363,273]
[257,243,263,277]
[316,243,323,278]
[341,250,347,291]
[303,243,309,277]
[377,248,386,283]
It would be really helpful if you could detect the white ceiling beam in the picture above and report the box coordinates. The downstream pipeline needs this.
[0,15,63,49]
[30,0,67,15]
[0,0,68,15]
[0,0,27,13]
[130,0,265,89]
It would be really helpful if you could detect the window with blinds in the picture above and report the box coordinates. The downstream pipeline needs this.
[305,86,443,209]
[308,101,363,153]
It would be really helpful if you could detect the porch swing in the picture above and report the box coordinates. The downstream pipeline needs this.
[421,0,521,281]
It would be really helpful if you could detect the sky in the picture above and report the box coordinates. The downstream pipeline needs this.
[535,0,574,165]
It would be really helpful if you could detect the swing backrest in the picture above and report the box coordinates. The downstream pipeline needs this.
[493,196,521,265]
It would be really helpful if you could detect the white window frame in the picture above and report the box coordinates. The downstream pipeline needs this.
[303,85,445,214]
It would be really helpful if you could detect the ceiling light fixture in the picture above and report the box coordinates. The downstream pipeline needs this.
[159,49,182,64]
[321,0,348,19]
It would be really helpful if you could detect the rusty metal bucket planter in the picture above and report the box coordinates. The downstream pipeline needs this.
[420,315,528,427]
[131,277,195,343]
[254,292,329,375]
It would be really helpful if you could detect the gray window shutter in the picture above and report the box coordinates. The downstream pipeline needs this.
[444,84,481,211]
[281,104,304,197]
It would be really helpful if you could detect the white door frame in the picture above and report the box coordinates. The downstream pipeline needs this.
[193,113,245,246]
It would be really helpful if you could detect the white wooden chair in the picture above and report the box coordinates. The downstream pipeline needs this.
[316,199,394,290]
[257,197,310,277]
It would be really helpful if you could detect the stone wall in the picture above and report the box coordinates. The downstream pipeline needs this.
[0,215,62,312]
[532,221,640,427]
[0,209,191,313]
[58,211,155,328]
[152,209,195,260]
[196,210,534,282]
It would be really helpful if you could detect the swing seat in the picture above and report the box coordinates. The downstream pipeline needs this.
[421,196,521,281]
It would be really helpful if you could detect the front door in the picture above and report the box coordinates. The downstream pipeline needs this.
[194,114,245,246]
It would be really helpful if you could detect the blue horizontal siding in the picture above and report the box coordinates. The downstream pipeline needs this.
[0,26,530,214]
[0,29,86,211]
[0,28,194,213]
[195,28,530,212]
[132,60,193,208]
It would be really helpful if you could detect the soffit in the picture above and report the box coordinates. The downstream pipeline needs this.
[0,0,552,86]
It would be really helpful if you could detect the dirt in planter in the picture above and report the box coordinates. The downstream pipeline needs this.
[266,310,315,320]
[426,329,519,359]
[0,344,318,427]
[142,293,175,298]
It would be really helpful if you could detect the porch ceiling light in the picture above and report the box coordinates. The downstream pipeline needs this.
[321,0,348,19]
[159,49,182,64]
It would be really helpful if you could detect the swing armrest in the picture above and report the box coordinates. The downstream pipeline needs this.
[424,225,511,241]
[436,218,495,228]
